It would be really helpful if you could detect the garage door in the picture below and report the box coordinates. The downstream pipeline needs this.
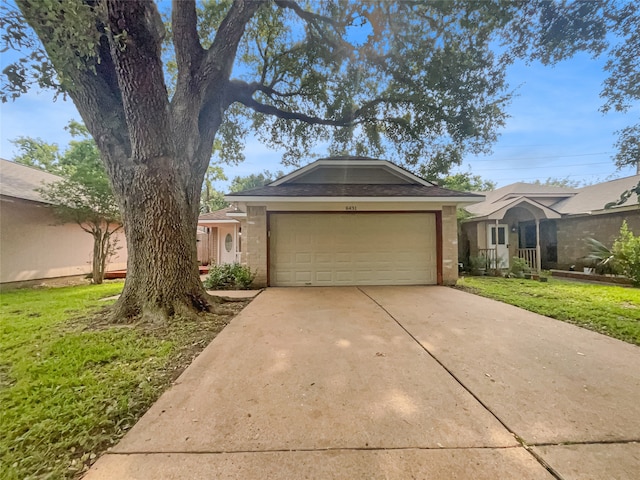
[270,213,437,286]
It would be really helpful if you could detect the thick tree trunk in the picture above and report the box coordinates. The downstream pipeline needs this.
[110,158,212,322]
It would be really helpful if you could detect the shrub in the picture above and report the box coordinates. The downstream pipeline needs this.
[509,257,531,277]
[203,263,256,290]
[612,221,640,287]
[584,237,621,275]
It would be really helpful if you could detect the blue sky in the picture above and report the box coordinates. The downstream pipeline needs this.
[1,42,637,189]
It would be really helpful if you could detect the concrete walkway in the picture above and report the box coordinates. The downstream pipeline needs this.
[84,287,640,479]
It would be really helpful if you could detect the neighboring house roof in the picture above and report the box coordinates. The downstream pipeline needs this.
[226,157,484,203]
[465,175,640,220]
[198,206,241,225]
[552,175,640,214]
[0,158,61,204]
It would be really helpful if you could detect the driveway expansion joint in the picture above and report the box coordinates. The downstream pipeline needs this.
[107,445,528,456]
[357,287,566,480]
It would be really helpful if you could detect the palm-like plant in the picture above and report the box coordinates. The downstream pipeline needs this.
[585,238,619,275]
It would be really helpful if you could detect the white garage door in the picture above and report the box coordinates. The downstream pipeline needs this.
[270,213,437,286]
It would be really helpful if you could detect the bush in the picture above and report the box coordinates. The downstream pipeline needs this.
[203,263,256,290]
[509,257,530,277]
[612,221,640,287]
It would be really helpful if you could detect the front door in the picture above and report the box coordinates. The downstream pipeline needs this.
[218,225,237,264]
[487,224,509,269]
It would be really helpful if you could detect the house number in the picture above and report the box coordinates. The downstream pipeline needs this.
[345,206,357,211]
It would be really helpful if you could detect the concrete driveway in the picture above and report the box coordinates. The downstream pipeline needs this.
[85,287,640,479]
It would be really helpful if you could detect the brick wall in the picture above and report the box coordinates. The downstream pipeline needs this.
[441,206,459,285]
[556,211,640,269]
[243,206,268,287]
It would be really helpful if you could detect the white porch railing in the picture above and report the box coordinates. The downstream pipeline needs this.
[517,248,538,272]
[478,248,497,269]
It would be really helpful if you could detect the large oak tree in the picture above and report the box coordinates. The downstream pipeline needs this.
[2,0,613,321]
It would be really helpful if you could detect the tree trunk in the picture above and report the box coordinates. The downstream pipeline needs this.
[110,159,212,322]
[92,228,105,285]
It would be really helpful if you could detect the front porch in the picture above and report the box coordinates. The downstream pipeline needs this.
[477,247,539,272]
[463,197,561,273]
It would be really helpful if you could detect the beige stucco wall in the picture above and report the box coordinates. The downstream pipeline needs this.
[0,198,127,283]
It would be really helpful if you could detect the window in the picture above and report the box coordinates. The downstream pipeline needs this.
[225,233,233,252]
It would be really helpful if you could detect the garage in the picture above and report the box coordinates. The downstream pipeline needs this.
[269,212,437,286]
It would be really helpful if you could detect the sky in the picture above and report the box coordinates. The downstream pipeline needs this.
[0,33,637,190]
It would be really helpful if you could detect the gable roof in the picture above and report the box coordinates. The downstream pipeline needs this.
[270,156,436,187]
[465,175,639,220]
[226,157,483,203]
[198,206,241,224]
[0,158,61,204]
[467,183,576,215]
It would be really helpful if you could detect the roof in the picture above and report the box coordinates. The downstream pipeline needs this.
[465,175,640,220]
[466,183,576,216]
[0,158,62,204]
[227,183,476,198]
[226,157,483,203]
[198,206,241,224]
[552,175,640,214]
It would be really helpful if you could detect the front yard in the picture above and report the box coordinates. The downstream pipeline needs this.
[456,276,640,346]
[0,282,248,480]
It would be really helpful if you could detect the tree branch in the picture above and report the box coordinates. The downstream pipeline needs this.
[273,0,342,28]
[172,0,204,75]
[228,79,358,127]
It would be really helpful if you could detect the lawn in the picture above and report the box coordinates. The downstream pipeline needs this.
[0,282,247,480]
[456,276,640,346]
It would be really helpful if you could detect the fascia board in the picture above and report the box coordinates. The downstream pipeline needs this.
[224,195,483,204]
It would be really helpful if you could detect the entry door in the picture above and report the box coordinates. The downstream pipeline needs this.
[487,224,509,268]
[218,225,236,264]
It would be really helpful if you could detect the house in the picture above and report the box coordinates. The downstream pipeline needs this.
[460,175,640,272]
[0,159,127,285]
[223,156,483,287]
[197,206,242,265]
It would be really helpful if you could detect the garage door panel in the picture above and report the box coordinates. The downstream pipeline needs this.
[270,213,437,286]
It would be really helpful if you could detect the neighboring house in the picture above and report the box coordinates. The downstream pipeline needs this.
[460,175,640,272]
[0,159,127,285]
[197,206,242,265]
[223,156,482,287]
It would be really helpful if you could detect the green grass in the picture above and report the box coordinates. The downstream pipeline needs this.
[0,282,245,479]
[456,276,640,346]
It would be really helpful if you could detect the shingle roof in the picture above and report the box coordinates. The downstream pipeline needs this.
[465,175,640,219]
[226,183,480,198]
[0,158,61,204]
[553,175,640,213]
[468,182,576,212]
[198,206,237,221]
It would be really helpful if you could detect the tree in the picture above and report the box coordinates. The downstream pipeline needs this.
[201,164,228,213]
[12,121,122,284]
[438,171,496,192]
[600,2,640,201]
[1,0,613,321]
[533,177,584,188]
[11,136,59,172]
[229,170,285,192]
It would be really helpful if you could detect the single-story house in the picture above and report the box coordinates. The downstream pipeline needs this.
[222,156,483,287]
[0,158,127,285]
[460,175,640,272]
[197,206,242,265]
